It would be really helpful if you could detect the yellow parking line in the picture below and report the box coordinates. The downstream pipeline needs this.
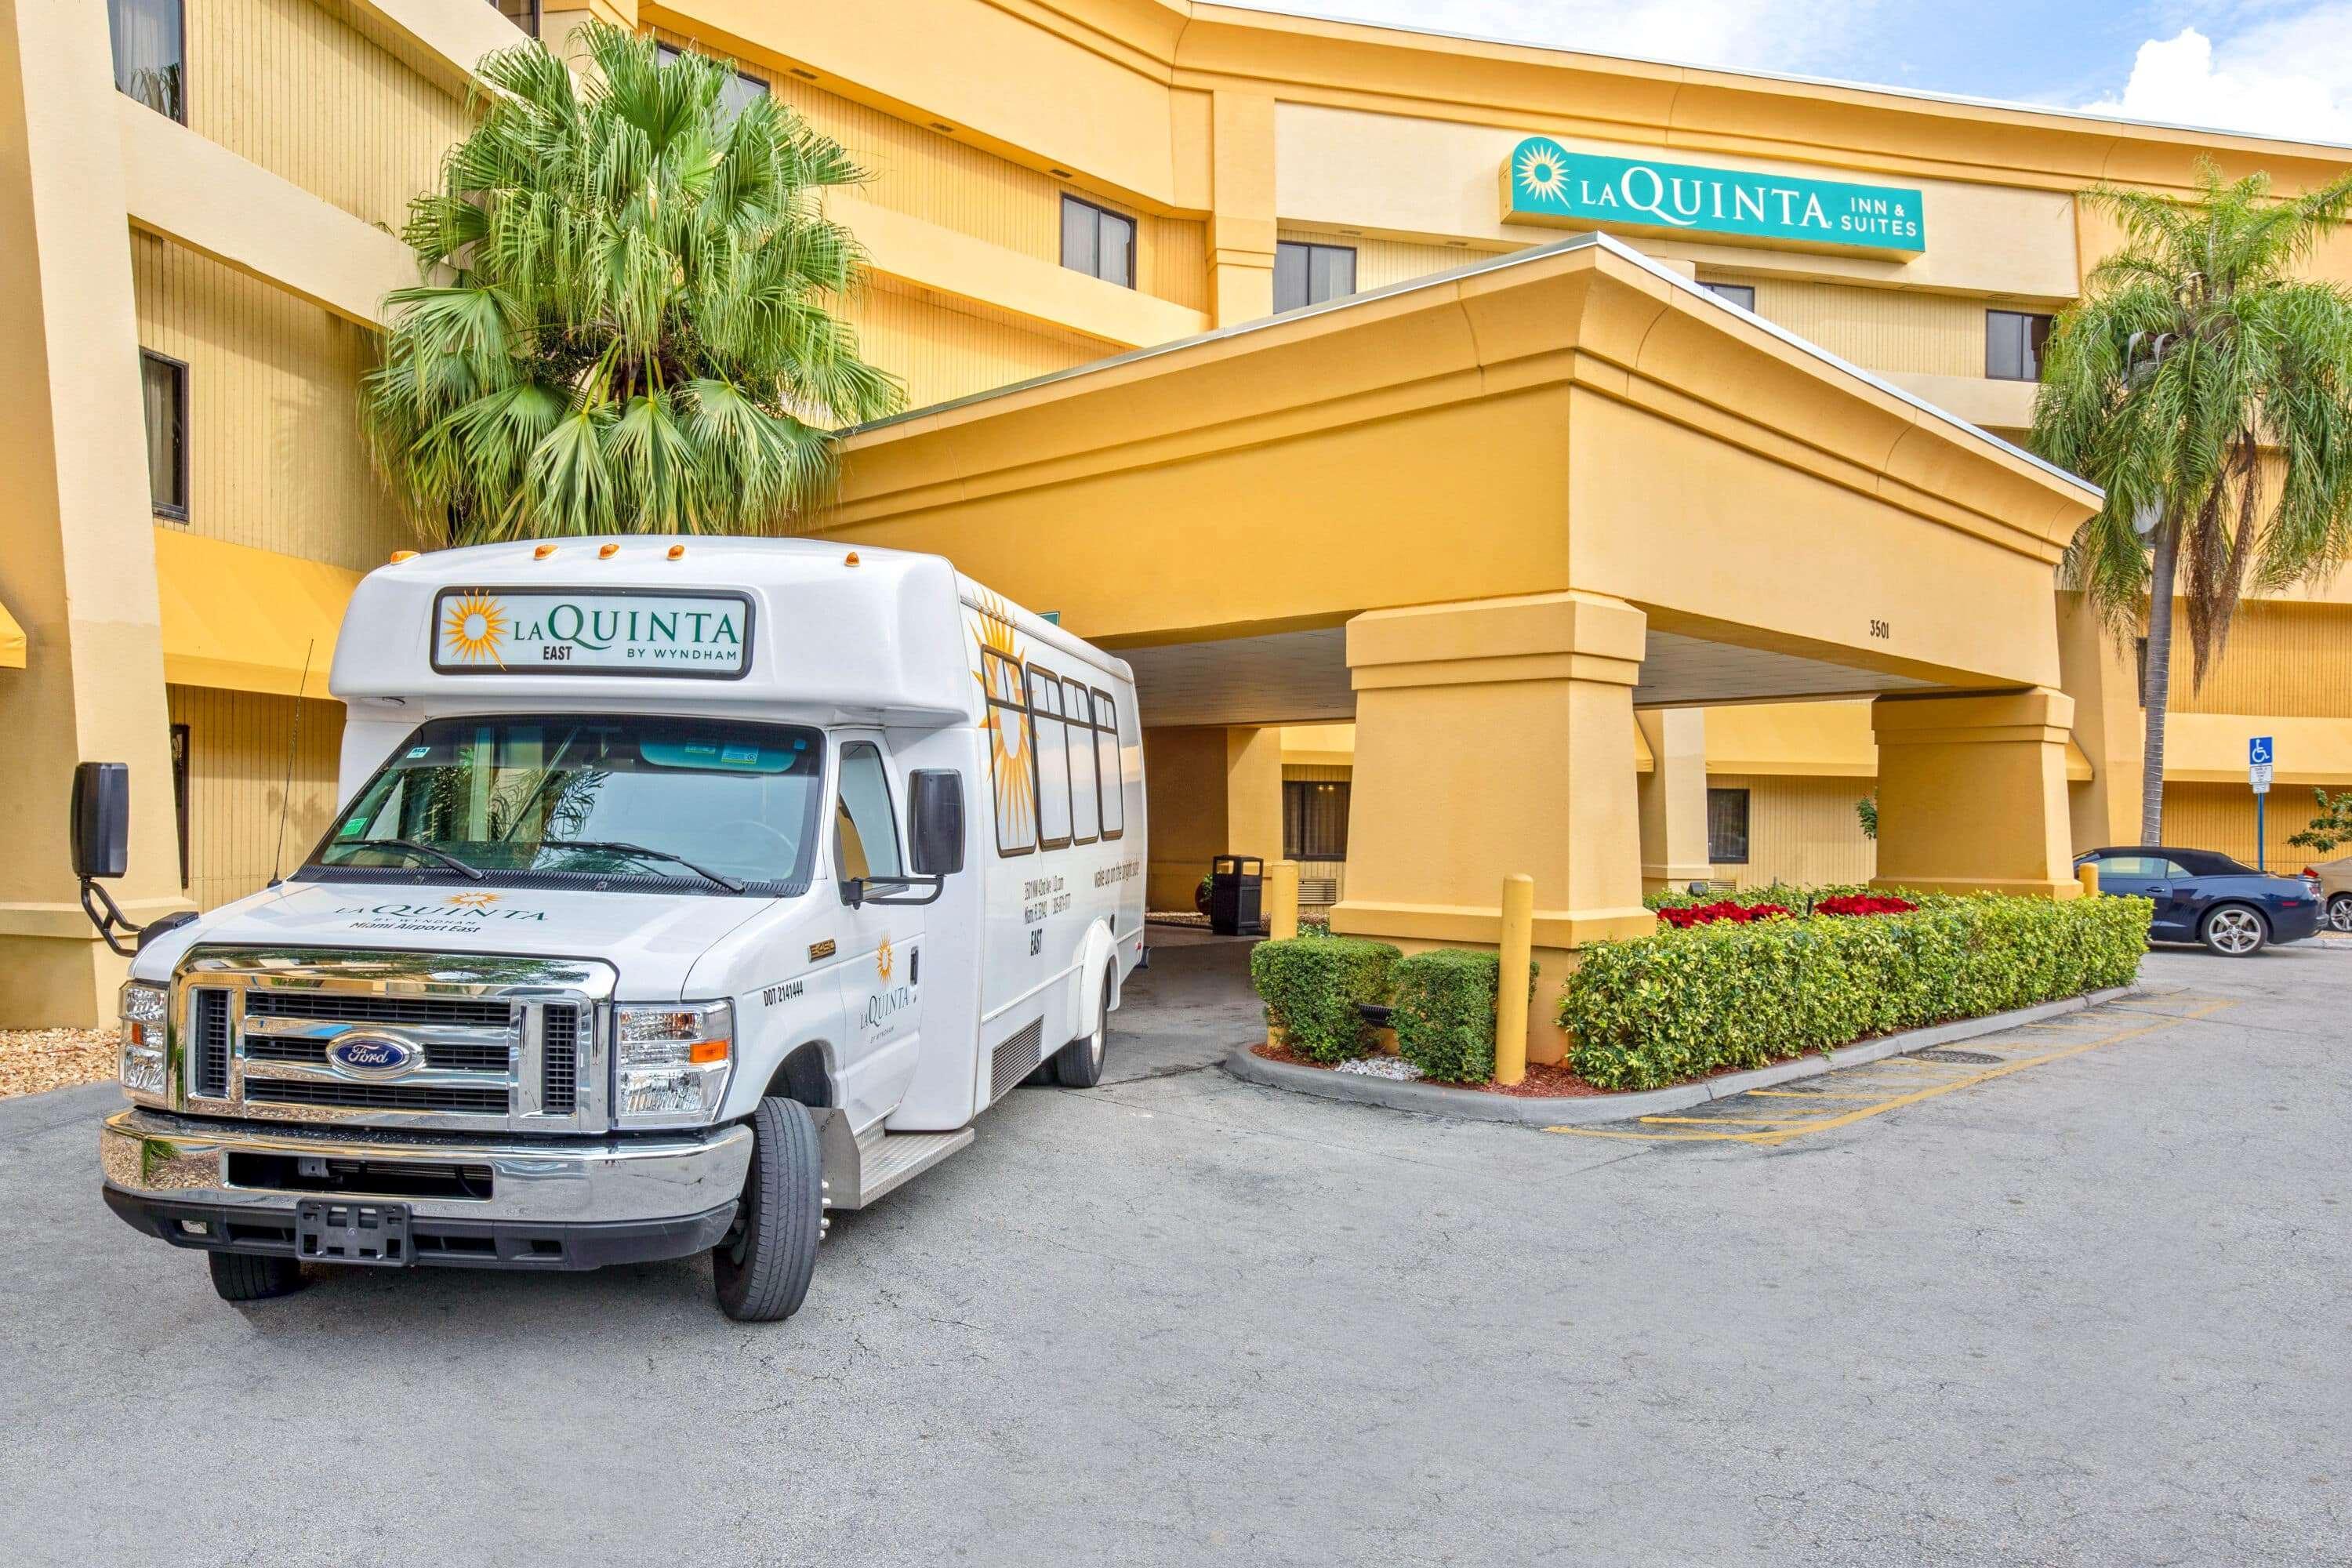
[1548,998,2235,1144]
[1635,1115,1846,1127]
[1747,1089,1910,1100]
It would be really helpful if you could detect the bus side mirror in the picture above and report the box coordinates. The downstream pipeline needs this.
[908,771,965,878]
[71,763,130,880]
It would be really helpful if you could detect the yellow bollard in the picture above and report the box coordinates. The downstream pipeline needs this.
[2078,861,2100,899]
[1494,873,1535,1087]
[1267,859,1300,941]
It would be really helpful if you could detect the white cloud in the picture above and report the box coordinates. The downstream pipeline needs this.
[2081,16,2352,143]
[1219,0,1875,77]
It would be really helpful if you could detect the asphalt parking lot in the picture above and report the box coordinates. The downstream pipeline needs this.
[3,932,2348,1566]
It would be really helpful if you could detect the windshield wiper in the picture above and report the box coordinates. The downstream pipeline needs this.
[330,837,486,881]
[539,840,748,895]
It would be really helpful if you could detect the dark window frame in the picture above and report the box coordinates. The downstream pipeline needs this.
[1059,194,1138,289]
[1024,662,1075,851]
[1708,786,1751,865]
[1060,673,1100,846]
[1091,688,1124,840]
[1283,779,1351,861]
[140,348,190,522]
[490,0,539,37]
[1273,239,1358,314]
[109,0,187,123]
[170,721,191,890]
[832,739,906,884]
[1700,281,1756,311]
[979,647,1036,857]
[1986,309,2055,382]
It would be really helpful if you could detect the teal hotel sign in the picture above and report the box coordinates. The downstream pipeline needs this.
[1501,138,1925,256]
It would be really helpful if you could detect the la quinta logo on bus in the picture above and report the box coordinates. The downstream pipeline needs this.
[433,587,753,677]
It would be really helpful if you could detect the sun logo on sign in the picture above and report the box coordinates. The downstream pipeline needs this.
[446,891,500,908]
[442,592,508,665]
[876,934,895,985]
[1516,143,1571,203]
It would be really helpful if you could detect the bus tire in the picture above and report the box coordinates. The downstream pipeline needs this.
[209,1250,303,1303]
[1052,965,1113,1089]
[712,1097,822,1323]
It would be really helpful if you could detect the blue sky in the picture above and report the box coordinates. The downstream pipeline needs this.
[1243,1,2352,144]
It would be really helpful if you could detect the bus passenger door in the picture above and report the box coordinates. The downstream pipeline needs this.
[829,735,924,1129]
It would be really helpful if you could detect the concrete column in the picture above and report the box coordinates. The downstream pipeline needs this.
[1870,688,2082,898]
[1635,707,1713,894]
[1208,92,1276,327]
[1139,724,1283,911]
[1330,591,1655,1063]
[0,0,190,1025]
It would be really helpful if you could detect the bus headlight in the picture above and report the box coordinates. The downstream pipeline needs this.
[615,1001,733,1123]
[119,982,168,1098]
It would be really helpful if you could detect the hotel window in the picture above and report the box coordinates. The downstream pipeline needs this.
[489,0,539,37]
[1707,787,1750,864]
[140,350,188,521]
[1700,281,1756,312]
[1061,197,1136,289]
[107,0,184,122]
[655,43,769,127]
[1283,781,1351,861]
[1986,310,2054,382]
[1274,241,1356,314]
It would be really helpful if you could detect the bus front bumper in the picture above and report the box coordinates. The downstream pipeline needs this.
[100,1106,751,1270]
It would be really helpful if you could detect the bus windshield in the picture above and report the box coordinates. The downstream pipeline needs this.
[307,715,826,894]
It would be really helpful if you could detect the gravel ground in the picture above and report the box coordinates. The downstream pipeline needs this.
[0,1029,116,1101]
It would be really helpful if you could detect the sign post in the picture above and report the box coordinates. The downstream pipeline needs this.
[2249,736,2274,869]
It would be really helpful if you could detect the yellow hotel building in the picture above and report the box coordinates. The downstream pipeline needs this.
[5,0,2351,1031]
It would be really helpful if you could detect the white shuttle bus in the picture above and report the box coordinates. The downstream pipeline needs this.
[80,537,1145,1321]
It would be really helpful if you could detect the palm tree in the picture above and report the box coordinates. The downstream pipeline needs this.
[361,22,902,546]
[2033,160,2352,845]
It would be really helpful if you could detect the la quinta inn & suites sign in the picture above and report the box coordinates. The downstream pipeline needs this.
[1501,137,1926,256]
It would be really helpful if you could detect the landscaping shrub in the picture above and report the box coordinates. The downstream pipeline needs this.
[1561,895,2153,1091]
[1813,893,1919,917]
[1248,935,1399,1062]
[1389,949,1538,1083]
[1656,900,1794,928]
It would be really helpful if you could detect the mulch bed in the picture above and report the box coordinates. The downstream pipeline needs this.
[1250,1040,1611,1097]
[0,1028,119,1100]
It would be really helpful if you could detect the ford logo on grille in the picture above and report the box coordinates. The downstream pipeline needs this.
[326,1033,419,1077]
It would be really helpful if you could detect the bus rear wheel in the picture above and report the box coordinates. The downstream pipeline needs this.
[1051,965,1114,1089]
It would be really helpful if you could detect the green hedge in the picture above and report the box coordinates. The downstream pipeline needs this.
[1248,935,1399,1062]
[1563,895,2152,1091]
[1645,881,1915,913]
[1391,949,1539,1083]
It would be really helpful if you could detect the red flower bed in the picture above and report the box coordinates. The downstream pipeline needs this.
[1813,894,1919,917]
[1656,900,1794,928]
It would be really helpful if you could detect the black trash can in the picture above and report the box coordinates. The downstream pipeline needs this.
[1208,855,1265,936]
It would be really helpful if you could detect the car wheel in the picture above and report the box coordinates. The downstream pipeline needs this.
[209,1250,303,1303]
[711,1097,823,1323]
[2201,904,2267,957]
[2330,894,2352,933]
[1051,964,1114,1089]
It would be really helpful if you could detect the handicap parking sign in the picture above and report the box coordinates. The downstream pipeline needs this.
[2249,735,2274,766]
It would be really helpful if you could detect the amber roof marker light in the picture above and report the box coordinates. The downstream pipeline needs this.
[598,543,620,559]
[533,543,557,560]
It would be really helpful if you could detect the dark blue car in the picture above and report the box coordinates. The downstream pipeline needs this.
[2075,846,2324,956]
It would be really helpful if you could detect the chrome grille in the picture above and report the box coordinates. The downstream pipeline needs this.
[191,989,231,1098]
[247,1080,511,1114]
[244,992,514,1029]
[541,1007,579,1113]
[169,949,614,1133]
[242,1035,514,1073]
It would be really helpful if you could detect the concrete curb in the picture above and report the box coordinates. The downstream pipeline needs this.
[1221,985,2140,1127]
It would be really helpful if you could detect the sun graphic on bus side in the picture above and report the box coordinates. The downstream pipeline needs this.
[441,592,508,664]
[1516,143,1570,202]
